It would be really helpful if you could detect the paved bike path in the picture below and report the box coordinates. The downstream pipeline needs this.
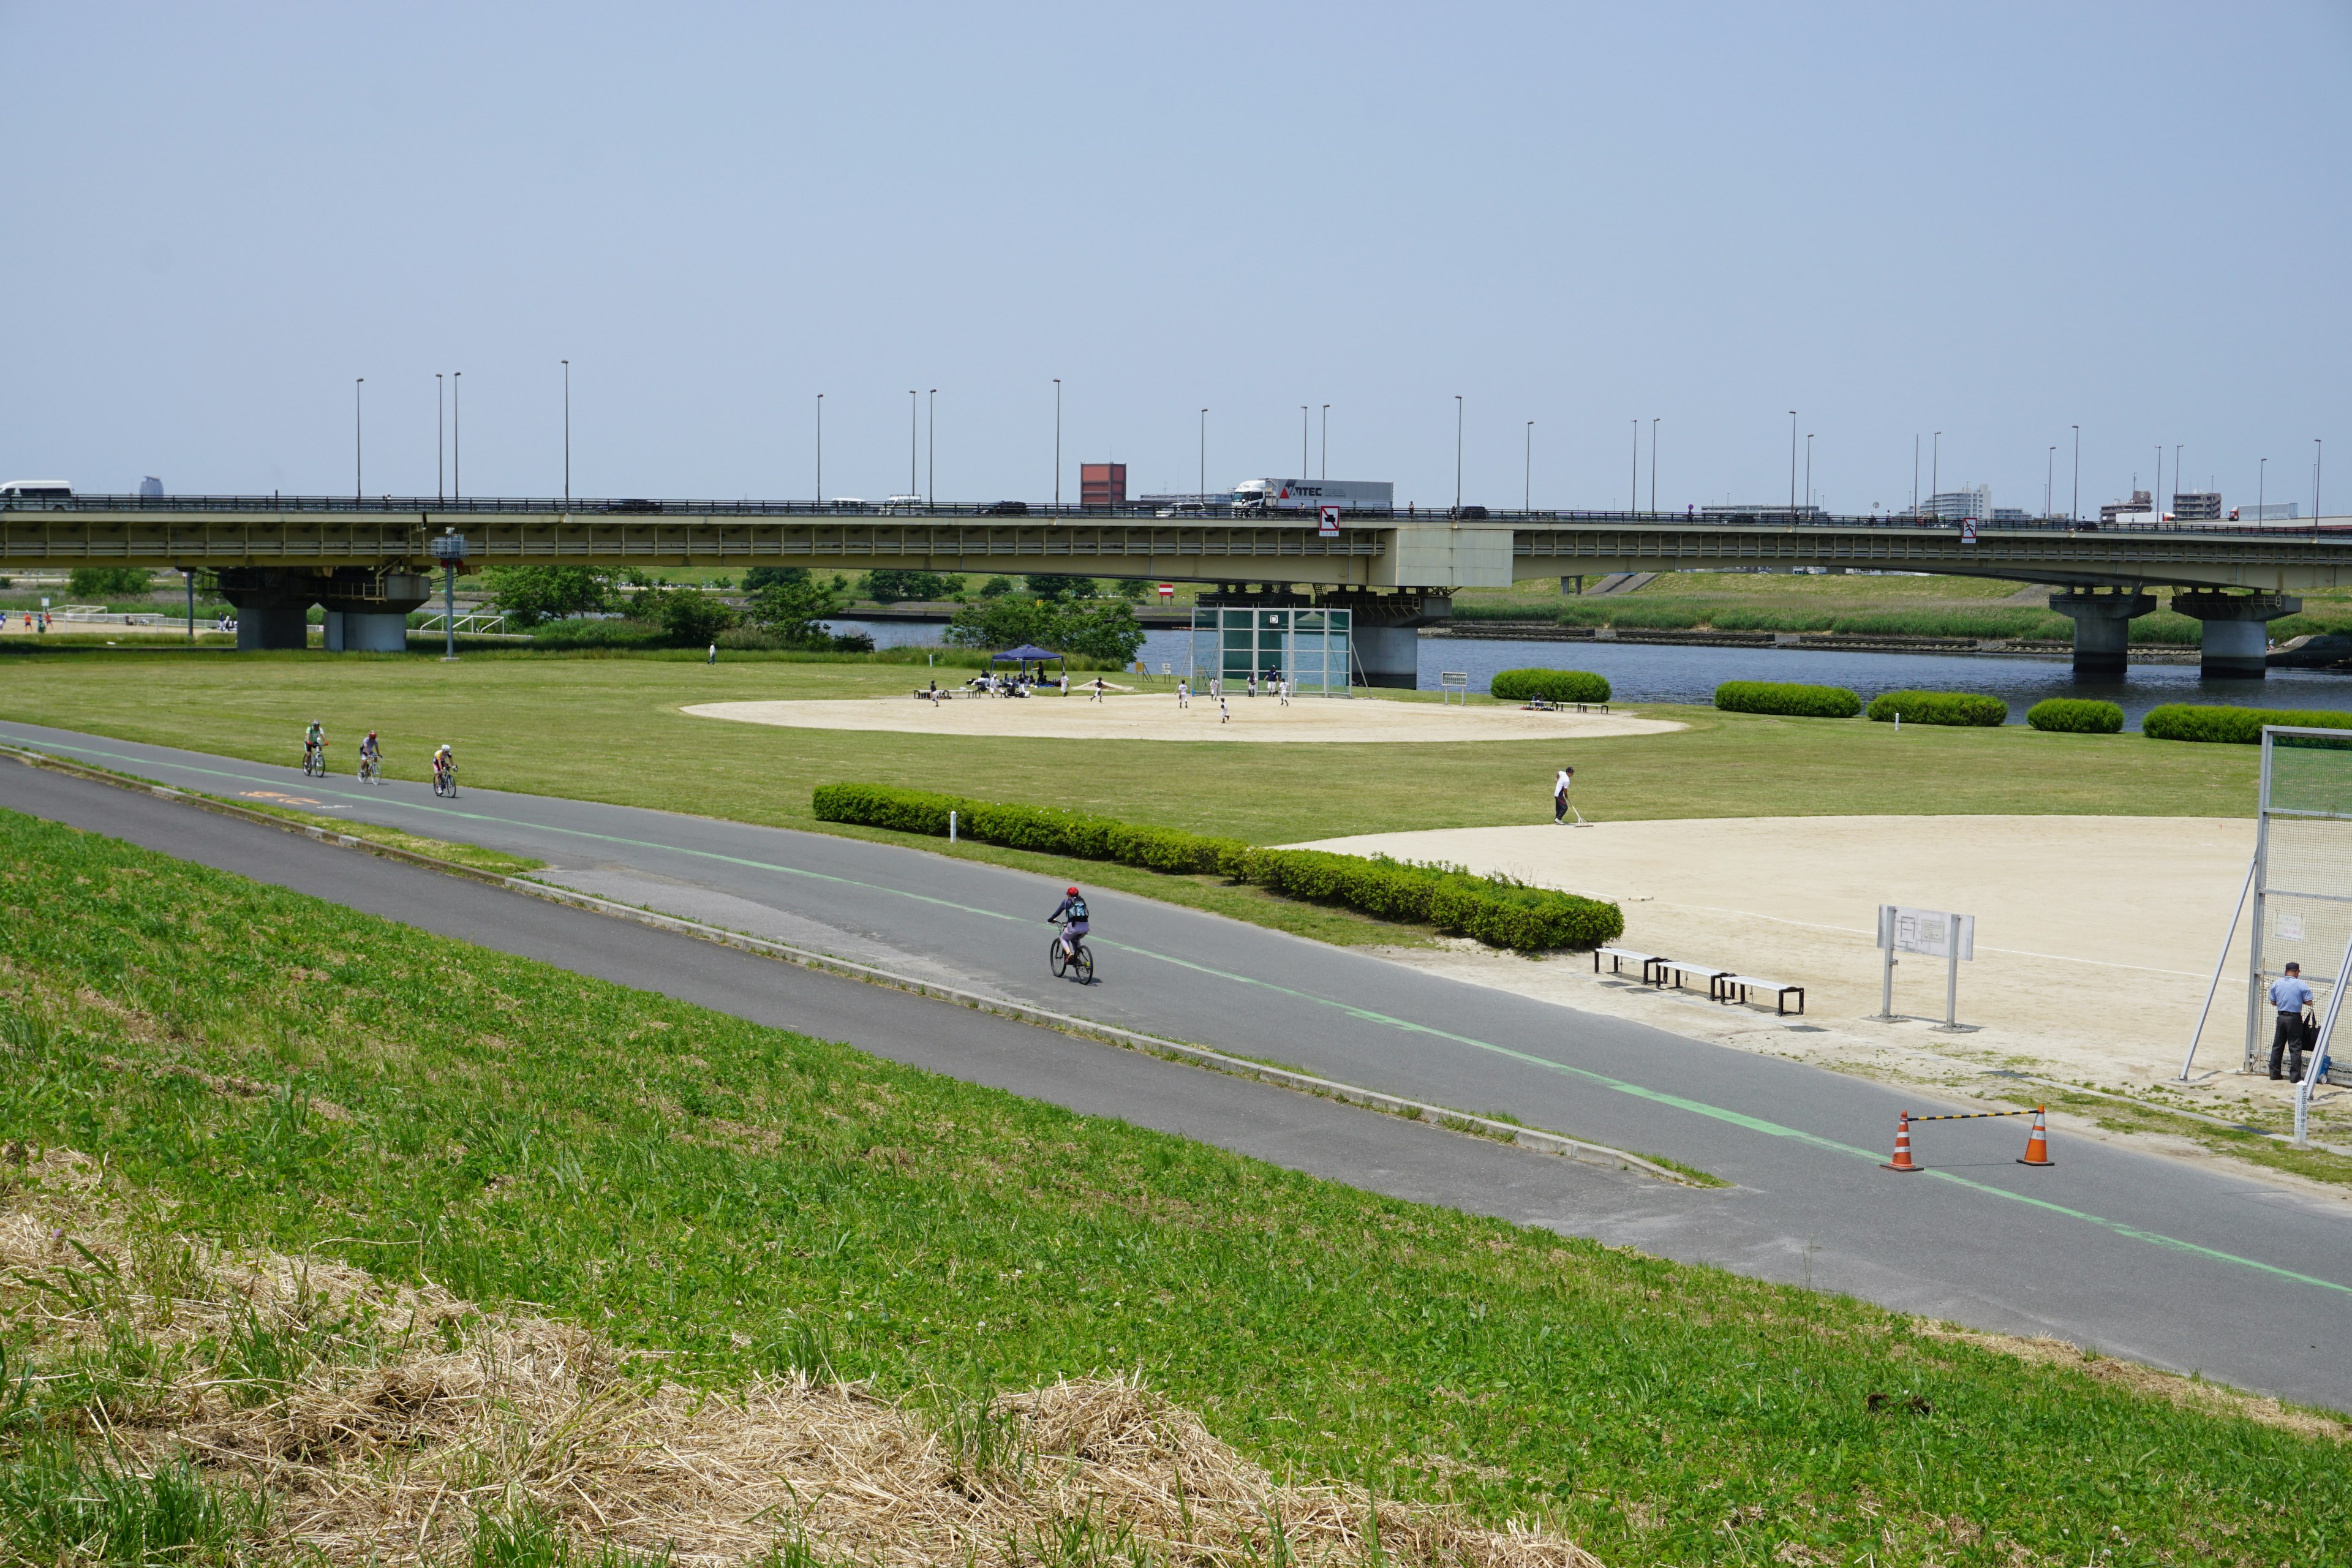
[6,720,2348,1411]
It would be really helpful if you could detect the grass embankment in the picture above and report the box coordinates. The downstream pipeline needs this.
[4,811,2348,1566]
[1461,573,2352,646]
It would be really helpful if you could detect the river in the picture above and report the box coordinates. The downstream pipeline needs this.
[823,620,2352,730]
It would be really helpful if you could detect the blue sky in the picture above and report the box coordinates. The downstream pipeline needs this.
[2,2,2345,514]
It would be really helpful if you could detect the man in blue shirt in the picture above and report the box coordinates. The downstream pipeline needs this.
[2269,962,2315,1080]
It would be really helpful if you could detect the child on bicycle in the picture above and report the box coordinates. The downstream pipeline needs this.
[1049,886,1090,960]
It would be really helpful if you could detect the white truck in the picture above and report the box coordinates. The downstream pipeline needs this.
[1230,478,1393,516]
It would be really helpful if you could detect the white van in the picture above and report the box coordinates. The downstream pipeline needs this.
[0,480,73,499]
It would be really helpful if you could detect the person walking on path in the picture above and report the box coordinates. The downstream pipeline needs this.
[2270,962,2317,1080]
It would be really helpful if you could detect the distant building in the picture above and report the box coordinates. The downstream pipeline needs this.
[2100,489,2155,525]
[1992,507,2030,522]
[1923,486,1992,522]
[1079,462,1127,508]
[138,476,162,498]
[2173,491,2223,521]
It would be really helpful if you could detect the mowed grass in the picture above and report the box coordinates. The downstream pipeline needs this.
[0,650,2259,851]
[3,810,2346,1566]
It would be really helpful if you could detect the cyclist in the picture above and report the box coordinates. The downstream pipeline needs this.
[1048,885,1090,962]
[358,730,382,782]
[303,720,326,772]
[432,742,456,793]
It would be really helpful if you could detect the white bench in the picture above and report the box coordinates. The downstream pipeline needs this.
[1594,946,1671,986]
[1711,974,1806,1016]
[1654,958,1734,994]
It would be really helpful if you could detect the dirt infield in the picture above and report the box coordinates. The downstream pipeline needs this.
[1297,815,2294,1112]
[683,693,1681,744]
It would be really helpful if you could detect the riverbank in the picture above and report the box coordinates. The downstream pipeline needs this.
[1425,619,2201,662]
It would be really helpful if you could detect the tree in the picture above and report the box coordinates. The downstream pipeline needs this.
[976,576,1015,598]
[1047,599,1147,663]
[944,595,1144,664]
[1112,578,1151,601]
[1023,574,1096,600]
[67,567,154,600]
[745,574,851,648]
[478,565,616,629]
[859,569,964,603]
[740,566,810,592]
[638,586,737,646]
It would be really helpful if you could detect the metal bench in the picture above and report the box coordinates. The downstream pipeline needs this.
[1711,974,1806,1016]
[1594,946,1672,986]
[1656,959,1735,994]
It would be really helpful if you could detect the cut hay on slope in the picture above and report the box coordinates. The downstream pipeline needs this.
[0,1145,1601,1567]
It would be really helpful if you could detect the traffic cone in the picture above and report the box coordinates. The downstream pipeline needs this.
[2017,1106,2053,1167]
[1883,1111,1921,1172]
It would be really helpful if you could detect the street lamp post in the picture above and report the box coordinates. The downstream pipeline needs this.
[1650,418,1659,514]
[1524,421,1533,511]
[815,394,823,508]
[1454,396,1463,512]
[2260,456,2266,522]
[2072,425,2080,523]
[1912,434,1918,513]
[1805,434,1814,514]
[1199,409,1207,501]
[562,361,570,503]
[1632,419,1640,513]
[1301,405,1309,478]
[354,379,364,501]
[2047,447,2055,518]
[1321,404,1329,480]
[437,374,445,504]
[928,389,937,504]
[1053,379,1061,508]
[908,390,918,499]
[1931,431,1940,508]
[2318,439,2326,541]
[2174,443,2182,514]
[451,372,461,501]
[1789,412,1798,516]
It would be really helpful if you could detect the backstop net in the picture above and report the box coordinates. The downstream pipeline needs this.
[2247,726,2352,1081]
[1186,606,1352,696]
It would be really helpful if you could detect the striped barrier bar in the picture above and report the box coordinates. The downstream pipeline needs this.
[1884,1106,2052,1171]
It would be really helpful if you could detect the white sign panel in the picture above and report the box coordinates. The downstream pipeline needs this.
[1879,904,1975,960]
[1317,504,1341,537]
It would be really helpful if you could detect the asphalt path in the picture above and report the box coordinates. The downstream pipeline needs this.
[6,720,2350,1412]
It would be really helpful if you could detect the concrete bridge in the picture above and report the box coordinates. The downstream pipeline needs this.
[8,493,2350,678]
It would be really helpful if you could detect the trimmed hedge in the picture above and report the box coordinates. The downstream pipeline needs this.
[2026,698,2124,734]
[1866,690,2008,726]
[1713,680,1861,718]
[2142,705,2352,744]
[1490,667,1611,704]
[812,783,1623,951]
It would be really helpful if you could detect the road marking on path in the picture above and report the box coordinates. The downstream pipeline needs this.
[11,730,2349,1298]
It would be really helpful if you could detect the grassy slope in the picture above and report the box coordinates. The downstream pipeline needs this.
[0,651,2258,851]
[2,809,2344,1566]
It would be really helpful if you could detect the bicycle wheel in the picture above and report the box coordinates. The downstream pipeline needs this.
[1048,938,1068,978]
[1073,943,1094,984]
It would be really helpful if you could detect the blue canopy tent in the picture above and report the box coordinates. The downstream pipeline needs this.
[990,643,1065,680]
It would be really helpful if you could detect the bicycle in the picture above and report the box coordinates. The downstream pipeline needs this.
[357,752,383,785]
[432,760,458,798]
[1047,919,1095,984]
[302,742,326,778]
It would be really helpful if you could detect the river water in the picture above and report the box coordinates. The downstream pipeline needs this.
[826,620,2352,730]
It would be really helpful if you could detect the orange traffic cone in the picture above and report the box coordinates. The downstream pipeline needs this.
[1883,1111,1921,1172]
[2017,1106,2053,1167]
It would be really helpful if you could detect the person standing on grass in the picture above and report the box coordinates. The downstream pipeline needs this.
[1553,764,1575,824]
[707,642,717,665]
[2270,962,2316,1080]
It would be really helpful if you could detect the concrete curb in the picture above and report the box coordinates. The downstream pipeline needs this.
[1,743,1703,1186]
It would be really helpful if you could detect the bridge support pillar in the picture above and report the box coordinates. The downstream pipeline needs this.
[216,568,317,651]
[319,573,430,653]
[2170,590,2301,679]
[323,609,411,652]
[2048,588,2158,676]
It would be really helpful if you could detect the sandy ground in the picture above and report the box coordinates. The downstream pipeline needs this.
[1297,816,2344,1140]
[684,692,1681,743]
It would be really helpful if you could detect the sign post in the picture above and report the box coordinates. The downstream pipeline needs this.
[1876,904,1977,1028]
[1317,504,1341,538]
[429,529,469,662]
[1961,516,1979,544]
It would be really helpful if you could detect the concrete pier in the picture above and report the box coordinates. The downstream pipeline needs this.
[2170,590,2301,679]
[2048,588,2157,675]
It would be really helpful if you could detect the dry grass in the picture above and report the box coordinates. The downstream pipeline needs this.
[1907,1322,2352,1444]
[0,1146,1600,1568]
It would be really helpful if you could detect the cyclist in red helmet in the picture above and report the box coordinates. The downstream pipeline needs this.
[1048,884,1090,962]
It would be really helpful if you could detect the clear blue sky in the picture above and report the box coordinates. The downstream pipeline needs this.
[3,2,2345,515]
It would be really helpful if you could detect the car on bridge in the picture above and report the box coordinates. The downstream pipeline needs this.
[0,479,73,500]
[600,498,662,514]
[981,500,1029,516]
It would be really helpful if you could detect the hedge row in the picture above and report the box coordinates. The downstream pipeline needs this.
[1713,680,1861,718]
[2142,705,2352,744]
[2026,698,2124,734]
[1490,667,1611,704]
[812,783,1623,951]
[1866,690,2007,726]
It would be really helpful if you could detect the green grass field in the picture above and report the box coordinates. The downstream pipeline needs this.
[0,649,2260,850]
[4,809,2346,1566]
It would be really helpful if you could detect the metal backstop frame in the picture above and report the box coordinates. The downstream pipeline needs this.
[1186,606,1352,696]
[2244,725,2352,1085]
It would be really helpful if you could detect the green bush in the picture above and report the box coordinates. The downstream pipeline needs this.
[1713,681,1861,718]
[1490,668,1611,704]
[530,618,671,650]
[1865,690,2007,726]
[2026,698,2124,734]
[67,567,155,600]
[2142,705,2352,744]
[812,785,1621,951]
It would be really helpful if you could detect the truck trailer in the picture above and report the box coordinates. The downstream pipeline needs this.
[1230,478,1393,516]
